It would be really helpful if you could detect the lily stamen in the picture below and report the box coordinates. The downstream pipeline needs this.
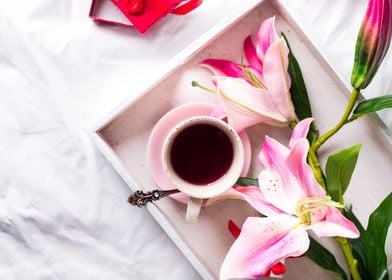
[297,196,345,210]
[296,196,346,224]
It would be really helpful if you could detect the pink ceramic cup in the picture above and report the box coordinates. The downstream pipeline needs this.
[162,116,245,223]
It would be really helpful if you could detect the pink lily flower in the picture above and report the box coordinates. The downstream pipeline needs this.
[351,0,392,89]
[227,220,287,278]
[220,118,360,280]
[202,17,296,132]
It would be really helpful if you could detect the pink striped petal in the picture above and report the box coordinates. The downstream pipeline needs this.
[263,39,297,121]
[205,188,247,206]
[307,207,360,239]
[286,138,325,197]
[220,215,309,280]
[244,35,263,70]
[289,118,314,148]
[201,59,245,78]
[205,186,282,217]
[309,206,328,224]
[258,168,307,215]
[234,186,283,216]
[258,136,307,214]
[258,135,289,170]
[214,77,289,132]
[256,16,280,61]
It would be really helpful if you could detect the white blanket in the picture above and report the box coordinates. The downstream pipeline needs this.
[0,0,390,279]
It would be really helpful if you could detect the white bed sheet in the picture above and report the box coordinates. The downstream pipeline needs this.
[0,0,390,279]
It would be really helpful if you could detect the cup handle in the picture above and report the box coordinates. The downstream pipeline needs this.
[186,197,203,223]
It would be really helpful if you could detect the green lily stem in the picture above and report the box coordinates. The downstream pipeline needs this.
[311,88,360,152]
[308,149,326,190]
[306,102,362,279]
[335,237,361,280]
[305,88,362,279]
[308,150,361,280]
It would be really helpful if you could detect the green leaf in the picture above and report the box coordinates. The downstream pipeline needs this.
[325,144,361,203]
[236,177,258,186]
[352,95,392,119]
[361,193,392,280]
[282,33,312,120]
[305,237,347,280]
[282,33,319,143]
[344,208,370,279]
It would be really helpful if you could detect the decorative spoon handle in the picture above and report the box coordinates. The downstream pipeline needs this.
[128,189,180,207]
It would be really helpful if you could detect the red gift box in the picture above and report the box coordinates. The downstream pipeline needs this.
[89,0,134,28]
[89,0,202,34]
[112,0,181,33]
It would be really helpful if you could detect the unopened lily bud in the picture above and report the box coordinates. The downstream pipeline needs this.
[351,0,392,89]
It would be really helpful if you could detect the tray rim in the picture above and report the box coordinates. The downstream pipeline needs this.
[90,0,391,279]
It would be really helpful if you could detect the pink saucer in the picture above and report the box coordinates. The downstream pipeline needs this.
[147,103,252,204]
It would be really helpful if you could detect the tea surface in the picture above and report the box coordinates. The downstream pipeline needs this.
[170,124,233,185]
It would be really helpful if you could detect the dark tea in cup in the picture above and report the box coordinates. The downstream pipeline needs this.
[169,123,234,185]
[162,115,244,222]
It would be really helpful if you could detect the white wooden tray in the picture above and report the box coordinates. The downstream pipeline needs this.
[91,0,392,279]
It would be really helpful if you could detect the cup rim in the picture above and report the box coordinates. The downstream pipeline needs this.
[162,116,244,199]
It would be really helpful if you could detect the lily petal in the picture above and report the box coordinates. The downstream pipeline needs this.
[256,16,280,61]
[234,186,283,216]
[209,106,228,121]
[289,118,314,148]
[244,36,263,71]
[286,138,325,197]
[309,206,328,224]
[205,186,281,216]
[205,188,246,206]
[263,39,296,121]
[258,136,306,214]
[214,76,289,132]
[220,215,309,280]
[307,207,360,239]
[201,59,245,78]
[227,220,287,279]
[259,135,290,169]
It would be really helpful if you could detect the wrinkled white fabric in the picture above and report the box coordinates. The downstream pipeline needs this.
[0,0,391,280]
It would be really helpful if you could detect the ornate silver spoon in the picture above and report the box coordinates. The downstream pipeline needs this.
[128,189,180,207]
